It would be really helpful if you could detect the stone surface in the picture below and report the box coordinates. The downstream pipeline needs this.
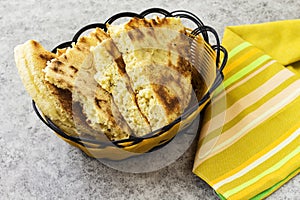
[1,0,299,199]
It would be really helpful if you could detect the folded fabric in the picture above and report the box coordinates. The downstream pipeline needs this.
[193,20,300,199]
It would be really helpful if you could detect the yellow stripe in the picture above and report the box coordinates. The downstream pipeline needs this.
[211,59,279,118]
[199,79,300,160]
[221,73,298,134]
[224,47,258,74]
[201,68,294,139]
[194,95,300,181]
[223,147,300,198]
[214,54,271,95]
[222,139,300,199]
[223,55,271,89]
[228,42,252,59]
[201,75,298,146]
[201,60,279,130]
[211,125,300,186]
[212,60,276,104]
[248,167,300,199]
[233,167,300,200]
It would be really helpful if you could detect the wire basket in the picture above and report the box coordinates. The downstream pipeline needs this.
[33,8,227,160]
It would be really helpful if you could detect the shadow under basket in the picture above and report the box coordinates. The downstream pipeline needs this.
[33,8,228,160]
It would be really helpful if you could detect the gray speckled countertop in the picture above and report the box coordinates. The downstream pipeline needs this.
[1,0,300,199]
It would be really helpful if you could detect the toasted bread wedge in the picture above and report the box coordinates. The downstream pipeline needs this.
[45,28,132,140]
[107,17,194,130]
[44,28,109,90]
[72,53,132,140]
[14,40,78,136]
[91,38,152,137]
[15,40,131,141]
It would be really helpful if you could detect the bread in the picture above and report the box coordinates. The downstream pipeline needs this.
[15,16,198,141]
[107,17,194,130]
[45,28,132,140]
[15,39,132,141]
[91,38,151,137]
[72,53,132,140]
[44,28,109,90]
[14,40,77,136]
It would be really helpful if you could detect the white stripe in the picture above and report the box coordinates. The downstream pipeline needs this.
[214,60,276,102]
[199,80,300,160]
[223,146,300,198]
[200,60,276,141]
[213,128,300,190]
[203,68,294,137]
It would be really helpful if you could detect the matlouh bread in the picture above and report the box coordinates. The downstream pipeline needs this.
[15,16,198,141]
[44,28,132,141]
[44,28,109,90]
[72,53,132,140]
[91,38,152,137]
[14,40,78,136]
[14,40,118,140]
[107,17,194,131]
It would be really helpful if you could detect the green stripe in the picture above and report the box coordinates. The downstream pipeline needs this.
[202,76,298,146]
[250,167,300,199]
[218,167,300,199]
[223,55,271,88]
[223,146,300,198]
[211,86,300,155]
[195,92,300,182]
[213,55,271,95]
[228,42,252,59]
[222,76,297,133]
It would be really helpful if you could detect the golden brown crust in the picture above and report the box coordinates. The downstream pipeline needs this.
[14,40,127,140]
[108,17,194,130]
[45,31,133,140]
[14,40,78,136]
[92,38,152,136]
[44,28,109,90]
[152,84,180,117]
[108,17,192,77]
[124,17,185,30]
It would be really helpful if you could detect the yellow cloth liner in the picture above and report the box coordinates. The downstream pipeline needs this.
[193,19,300,199]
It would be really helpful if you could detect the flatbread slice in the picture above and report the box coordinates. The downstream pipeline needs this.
[107,17,194,131]
[72,53,132,141]
[14,40,78,136]
[91,38,152,137]
[45,28,132,141]
[44,28,109,90]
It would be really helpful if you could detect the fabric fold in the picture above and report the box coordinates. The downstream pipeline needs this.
[193,19,300,199]
[227,19,300,66]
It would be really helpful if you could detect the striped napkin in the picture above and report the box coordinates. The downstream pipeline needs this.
[193,20,300,199]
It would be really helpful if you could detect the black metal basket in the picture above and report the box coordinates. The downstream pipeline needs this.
[33,8,227,158]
